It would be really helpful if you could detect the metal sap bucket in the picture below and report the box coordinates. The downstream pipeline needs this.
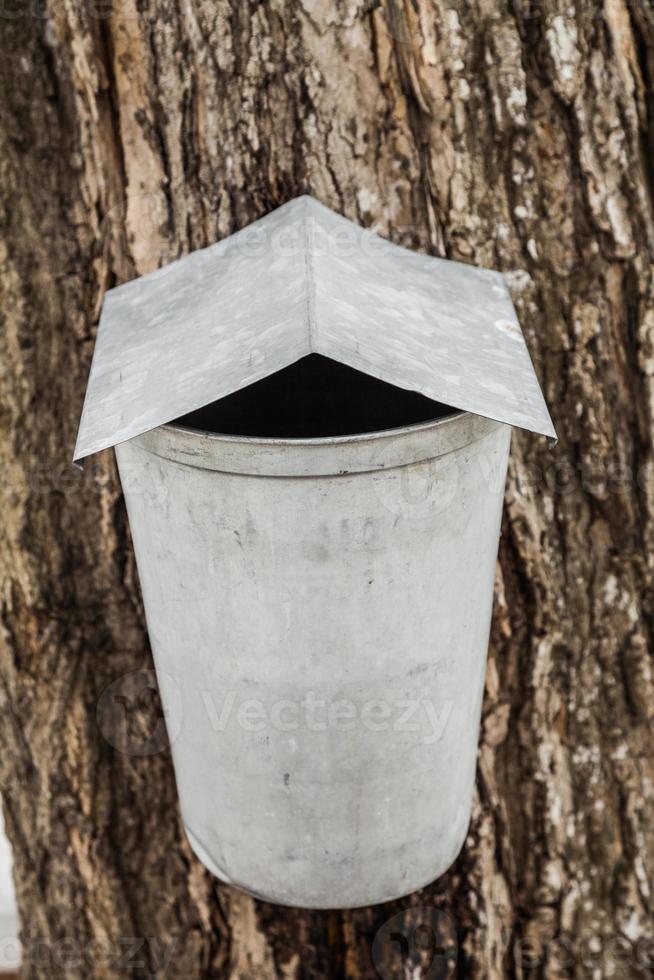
[114,407,511,909]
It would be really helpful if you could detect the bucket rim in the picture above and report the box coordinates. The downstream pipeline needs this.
[123,409,509,478]
[163,406,466,448]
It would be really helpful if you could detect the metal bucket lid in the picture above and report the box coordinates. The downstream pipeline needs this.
[74,196,555,464]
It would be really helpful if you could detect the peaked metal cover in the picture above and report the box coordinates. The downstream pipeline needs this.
[74,195,555,461]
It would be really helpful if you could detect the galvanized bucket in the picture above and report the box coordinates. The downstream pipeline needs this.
[115,406,511,908]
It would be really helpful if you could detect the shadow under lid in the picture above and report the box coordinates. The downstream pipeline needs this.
[172,354,456,439]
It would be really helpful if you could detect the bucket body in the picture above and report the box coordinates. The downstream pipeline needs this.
[115,411,511,908]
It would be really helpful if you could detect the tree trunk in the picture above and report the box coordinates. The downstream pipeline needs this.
[1,1,653,977]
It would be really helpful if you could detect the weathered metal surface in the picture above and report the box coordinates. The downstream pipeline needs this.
[75,196,555,461]
[115,411,511,908]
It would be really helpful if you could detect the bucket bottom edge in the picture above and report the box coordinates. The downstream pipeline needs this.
[183,824,462,910]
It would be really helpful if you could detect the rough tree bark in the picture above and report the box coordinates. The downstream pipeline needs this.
[1,0,653,977]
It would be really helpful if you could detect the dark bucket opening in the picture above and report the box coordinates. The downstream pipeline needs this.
[172,354,454,439]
